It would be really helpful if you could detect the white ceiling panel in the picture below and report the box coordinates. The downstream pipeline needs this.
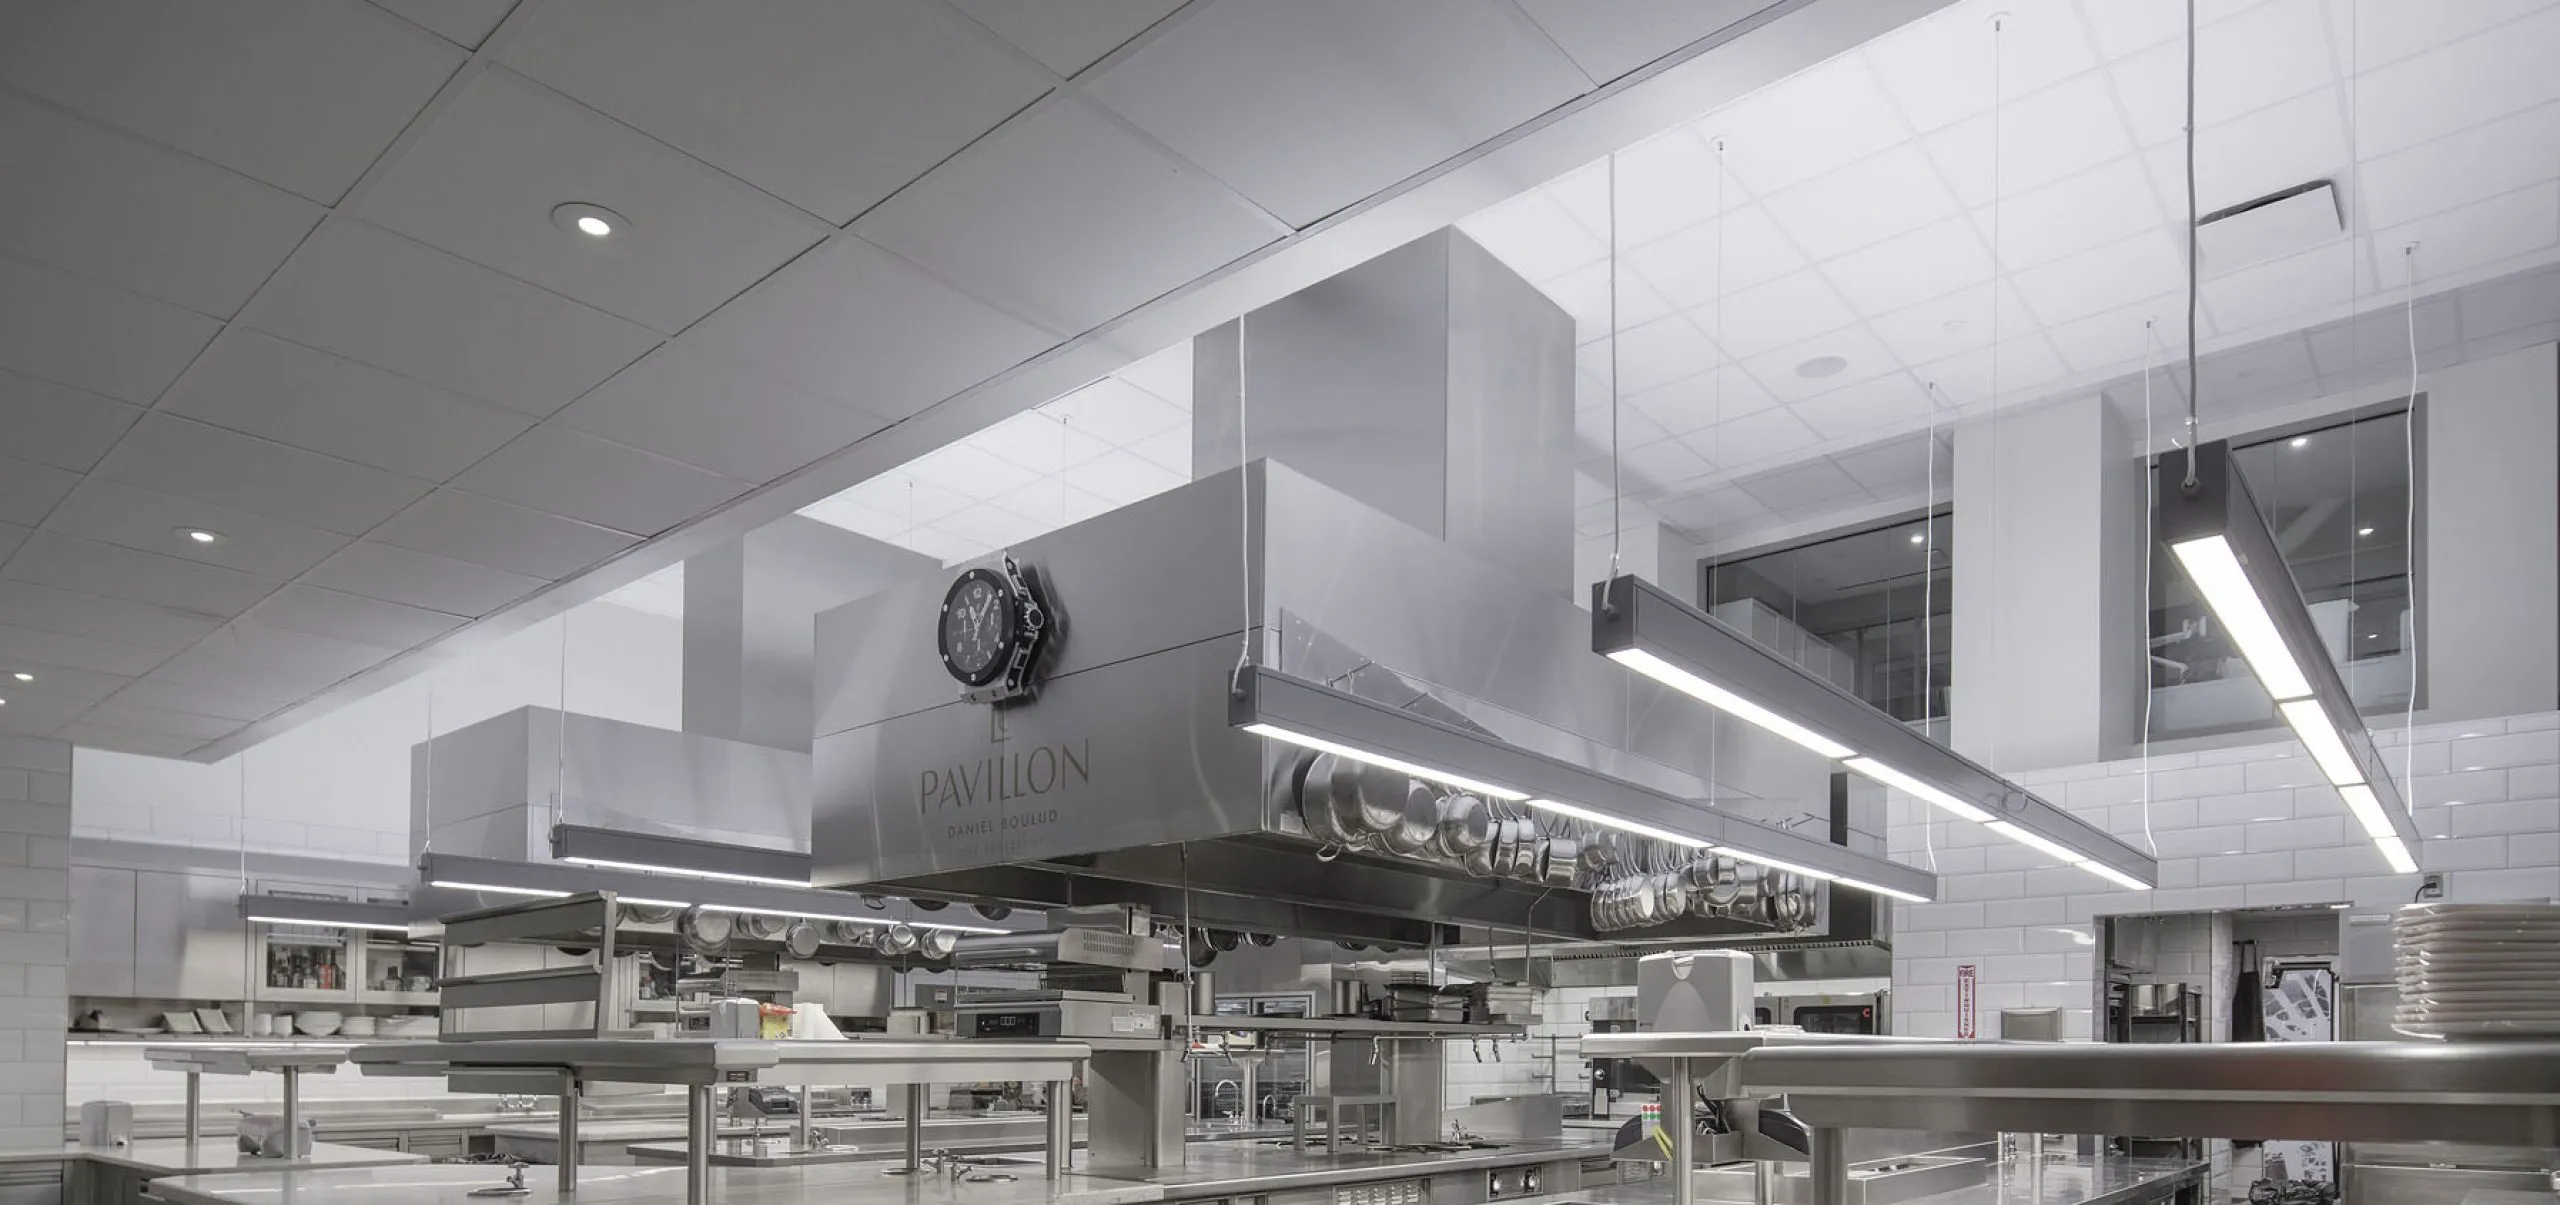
[100,676,291,723]
[681,236,1059,420]
[368,0,519,49]
[1,532,278,618]
[160,331,533,482]
[1539,258,1677,342]
[555,340,889,483]
[2357,103,2560,232]
[1765,146,1963,261]
[1040,377,1189,446]
[1736,459,1866,512]
[1791,372,1940,439]
[0,93,324,317]
[1608,315,1720,393]
[1547,133,1746,250]
[1055,448,1187,507]
[1864,0,2095,133]
[856,95,1283,332]
[366,489,639,580]
[0,369,138,475]
[1867,282,2039,367]
[2007,231,2186,325]
[48,723,205,757]
[1814,216,1994,317]
[1578,398,1671,457]
[1738,325,1901,403]
[303,540,545,617]
[1684,406,1822,467]
[1832,431,1952,494]
[1697,272,1859,360]
[1623,368,1781,435]
[2304,297,2462,378]
[2204,245,2356,336]
[967,412,1116,476]
[2352,5,2560,157]
[1926,72,2133,207]
[806,475,977,530]
[0,0,462,203]
[899,442,1044,499]
[0,456,77,527]
[1458,191,1609,283]
[950,0,1184,76]
[2364,181,2560,289]
[1621,205,1806,309]
[1618,437,1715,491]
[1914,334,2073,407]
[2339,0,2556,73]
[0,580,221,651]
[449,425,750,536]
[500,0,1053,225]
[76,703,241,743]
[2143,92,2350,220]
[90,414,433,537]
[927,501,1051,549]
[1086,0,1587,228]
[42,479,351,581]
[1125,428,1191,475]
[2456,263,2560,339]
[248,221,661,417]
[243,582,464,651]
[0,687,108,736]
[986,479,1122,532]
[147,622,394,700]
[0,522,22,563]
[0,252,219,404]
[2111,0,2336,140]
[353,69,830,335]
[1513,0,1772,84]
[2041,291,2187,374]
[1654,484,1771,531]
[0,621,173,678]
[0,664,130,709]
[1712,55,1910,195]
[1988,157,2165,271]
[1113,343,1193,407]
[2075,0,2274,59]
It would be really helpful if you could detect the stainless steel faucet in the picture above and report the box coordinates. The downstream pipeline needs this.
[1212,1079,1242,1121]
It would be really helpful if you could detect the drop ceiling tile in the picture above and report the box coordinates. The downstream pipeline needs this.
[2138,92,2350,220]
[0,580,221,651]
[2192,336,2320,400]
[897,442,1048,502]
[353,69,830,335]
[100,676,291,723]
[892,527,990,566]
[0,455,77,527]
[1832,431,1952,495]
[2457,264,2560,339]
[1736,459,1867,512]
[0,621,173,678]
[91,413,434,537]
[1623,367,1781,435]
[950,0,1183,76]
[1621,205,1806,309]
[0,93,324,317]
[76,702,242,743]
[1577,400,1671,459]
[1863,1,2097,133]
[1653,485,1771,532]
[1538,258,1677,342]
[0,685,105,734]
[2358,103,2560,231]
[2111,0,2337,141]
[1609,315,1719,393]
[160,331,532,482]
[1737,325,1901,403]
[1548,132,1745,249]
[2204,246,2356,337]
[1042,377,1191,447]
[2305,297,2461,377]
[1925,73,2135,207]
[42,479,352,580]
[1682,407,1822,467]
[0,663,127,708]
[451,425,751,536]
[986,479,1122,531]
[1915,335,2073,409]
[684,236,1060,419]
[969,412,1118,475]
[1987,157,2166,272]
[1085,0,1587,227]
[2042,292,2187,374]
[1712,56,1909,196]
[1791,372,1941,440]
[0,253,220,404]
[370,488,639,579]
[249,221,662,417]
[149,621,395,699]
[928,502,1053,549]
[0,522,22,563]
[1056,448,1186,507]
[303,540,545,617]
[1766,146,1963,261]
[0,0,462,203]
[2008,231,2186,325]
[2364,181,2560,288]
[368,0,519,48]
[1113,343,1193,407]
[1459,190,1609,283]
[1868,282,2041,367]
[501,0,1052,225]
[856,95,1282,332]
[2352,6,2560,156]
[1820,217,1995,316]
[1696,272,1858,360]
[797,492,917,543]
[1513,0,1770,83]
[1617,437,1716,491]
[243,582,464,651]
[2339,0,2554,73]
[1124,428,1192,475]
[2076,0,2276,58]
[816,475,979,529]
[554,340,889,482]
[49,723,206,757]
[0,369,138,474]
[1,532,278,618]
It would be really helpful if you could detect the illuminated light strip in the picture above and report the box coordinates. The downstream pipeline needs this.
[1240,722,1530,801]
[557,855,809,889]
[1984,820,2087,865]
[1833,875,1932,904]
[2374,833,2419,876]
[2337,784,2400,842]
[245,916,411,933]
[1605,647,1857,760]
[1843,757,1993,823]
[428,880,688,910]
[2077,861,2153,891]
[2168,536,2314,700]
[692,903,1009,935]
[1718,846,1840,882]
[1525,798,1712,848]
[2278,699,2365,786]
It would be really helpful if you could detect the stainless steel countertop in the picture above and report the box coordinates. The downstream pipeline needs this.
[1089,1136,1610,1198]
[146,1161,1166,1205]
[487,1112,1075,1143]
[0,1138,425,1175]
[1531,1155,2206,1205]
[353,1038,1094,1088]
[142,1046,352,1075]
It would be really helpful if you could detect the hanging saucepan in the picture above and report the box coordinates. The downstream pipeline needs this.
[1509,820,1545,878]
[1768,887,1814,932]
[1462,829,1499,877]
[1325,758,1382,848]
[1653,870,1691,917]
[619,903,681,927]
[784,920,823,960]
[1382,781,1439,855]
[1298,753,1350,846]
[878,923,921,956]
[826,920,872,947]
[1541,837,1582,887]
[1629,874,1662,925]
[918,928,960,960]
[1435,794,1491,859]
[737,913,785,941]
[680,906,733,955]
[1341,761,1408,838]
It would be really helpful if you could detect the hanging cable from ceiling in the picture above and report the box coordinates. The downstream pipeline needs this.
[1608,152,1624,580]
[2181,0,2202,490]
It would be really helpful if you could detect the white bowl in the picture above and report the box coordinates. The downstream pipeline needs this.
[295,1011,343,1037]
[339,1016,378,1037]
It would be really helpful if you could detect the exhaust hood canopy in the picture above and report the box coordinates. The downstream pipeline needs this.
[1591,574,2158,891]
[2158,440,2419,873]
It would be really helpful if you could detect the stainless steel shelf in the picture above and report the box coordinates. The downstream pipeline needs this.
[350,1036,1093,1088]
[143,1046,350,1076]
[1188,1015,1527,1039]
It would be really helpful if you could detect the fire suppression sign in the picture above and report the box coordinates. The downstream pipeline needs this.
[1956,964,1977,1039]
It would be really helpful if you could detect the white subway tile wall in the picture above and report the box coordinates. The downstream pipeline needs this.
[1890,711,2560,1039]
[0,736,70,1157]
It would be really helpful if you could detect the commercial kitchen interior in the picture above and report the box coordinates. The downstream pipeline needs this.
[0,0,2556,1204]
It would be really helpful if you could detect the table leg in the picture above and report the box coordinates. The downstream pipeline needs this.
[686,1085,713,1205]
[795,1086,812,1154]
[184,1071,201,1147]
[903,1084,925,1173]
[1810,1127,1848,1205]
[558,1073,581,1195]
[1669,1060,1695,1205]
[280,1067,300,1158]
[1044,1081,1068,1179]
[1754,1160,1773,1205]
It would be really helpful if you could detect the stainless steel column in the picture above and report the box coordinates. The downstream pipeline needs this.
[905,1084,925,1172]
[183,1072,201,1146]
[1810,1127,1849,1205]
[280,1067,300,1156]
[558,1073,581,1194]
[686,1085,713,1205]
[1754,1160,1773,1205]
[1669,1059,1695,1205]
[1044,1081,1069,1179]
[795,1086,812,1153]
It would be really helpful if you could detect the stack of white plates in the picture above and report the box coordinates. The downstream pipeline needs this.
[2394,903,2560,1039]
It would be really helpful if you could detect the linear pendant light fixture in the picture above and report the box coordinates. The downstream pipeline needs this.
[1229,663,1939,903]
[1592,575,2160,891]
[2159,440,2420,874]
[236,893,414,933]
[549,823,813,888]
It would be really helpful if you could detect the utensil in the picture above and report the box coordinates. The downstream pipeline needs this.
[1342,762,1407,837]
[1382,781,1438,855]
[1434,794,1491,858]
[879,923,920,956]
[738,913,786,941]
[681,906,733,955]
[919,928,959,960]
[785,920,822,960]
[1653,871,1690,916]
[1541,837,1581,887]
[1324,757,1379,849]
[248,1014,273,1037]
[827,920,872,946]
[1297,754,1349,846]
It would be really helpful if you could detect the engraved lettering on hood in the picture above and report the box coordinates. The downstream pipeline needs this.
[918,740,1092,813]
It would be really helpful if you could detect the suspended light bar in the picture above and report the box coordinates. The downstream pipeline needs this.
[549,824,812,888]
[236,893,412,933]
[415,853,999,930]
[1593,575,2158,890]
[1230,664,1937,902]
[2159,440,2421,872]
[693,902,1009,935]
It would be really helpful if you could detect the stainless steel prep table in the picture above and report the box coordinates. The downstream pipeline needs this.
[0,1137,423,1205]
[143,1161,1164,1205]
[1095,1135,1611,1202]
[1504,1154,2206,1205]
[142,1046,353,1148]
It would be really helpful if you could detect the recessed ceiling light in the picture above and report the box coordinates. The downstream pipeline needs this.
[1908,532,1926,545]
[2290,436,2310,448]
[1795,355,1848,380]
[9,672,28,682]
[552,202,627,240]
[2357,526,2375,536]
[178,527,223,545]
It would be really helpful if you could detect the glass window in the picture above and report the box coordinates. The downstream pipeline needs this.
[2147,407,2417,738]
[1700,509,1952,727]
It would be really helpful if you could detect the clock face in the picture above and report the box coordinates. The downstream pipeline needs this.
[938,569,1015,686]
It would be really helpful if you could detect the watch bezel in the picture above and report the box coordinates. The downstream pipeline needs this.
[936,566,1018,688]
